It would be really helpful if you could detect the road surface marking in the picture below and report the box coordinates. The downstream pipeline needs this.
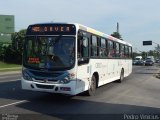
[0,100,27,109]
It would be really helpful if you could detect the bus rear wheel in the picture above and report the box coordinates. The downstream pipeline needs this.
[86,75,96,96]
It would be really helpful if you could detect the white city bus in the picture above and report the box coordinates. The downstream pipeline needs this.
[22,23,132,96]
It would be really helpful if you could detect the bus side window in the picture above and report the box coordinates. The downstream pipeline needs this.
[129,47,132,58]
[91,35,98,57]
[81,37,89,58]
[120,44,125,58]
[100,38,107,58]
[108,40,114,58]
[125,46,129,58]
[115,42,120,58]
[78,35,89,65]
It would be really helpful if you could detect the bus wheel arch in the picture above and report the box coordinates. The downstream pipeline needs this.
[86,72,99,96]
[93,72,99,88]
[117,68,124,83]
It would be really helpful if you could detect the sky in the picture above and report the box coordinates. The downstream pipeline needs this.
[1,0,160,52]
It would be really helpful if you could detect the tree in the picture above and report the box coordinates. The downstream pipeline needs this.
[141,51,147,59]
[3,45,21,64]
[12,29,26,53]
[155,45,160,51]
[0,29,26,64]
[2,29,27,64]
[0,44,7,61]
[111,32,123,40]
[155,45,160,58]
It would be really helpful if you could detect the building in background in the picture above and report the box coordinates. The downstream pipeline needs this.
[0,15,15,44]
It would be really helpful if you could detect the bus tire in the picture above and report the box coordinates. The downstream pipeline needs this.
[86,75,96,96]
[117,69,124,83]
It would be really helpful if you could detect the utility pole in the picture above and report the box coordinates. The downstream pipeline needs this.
[117,22,119,34]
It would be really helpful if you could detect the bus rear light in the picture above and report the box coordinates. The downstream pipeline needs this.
[60,87,71,91]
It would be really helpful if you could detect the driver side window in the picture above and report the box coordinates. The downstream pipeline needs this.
[78,32,89,65]
[81,37,89,58]
[78,37,89,58]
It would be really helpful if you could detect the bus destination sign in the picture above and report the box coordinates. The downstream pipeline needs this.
[27,24,76,35]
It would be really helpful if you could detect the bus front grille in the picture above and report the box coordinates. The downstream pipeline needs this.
[36,84,54,89]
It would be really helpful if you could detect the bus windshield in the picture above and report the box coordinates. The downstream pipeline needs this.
[23,36,75,70]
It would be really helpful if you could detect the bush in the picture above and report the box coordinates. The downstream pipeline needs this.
[3,45,22,64]
[0,44,22,64]
[0,44,7,61]
[0,29,26,64]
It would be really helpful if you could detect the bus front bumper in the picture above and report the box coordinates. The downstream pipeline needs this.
[21,78,77,95]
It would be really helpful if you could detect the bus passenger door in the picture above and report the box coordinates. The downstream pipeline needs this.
[76,34,90,92]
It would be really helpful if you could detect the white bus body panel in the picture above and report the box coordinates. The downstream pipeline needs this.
[76,59,132,92]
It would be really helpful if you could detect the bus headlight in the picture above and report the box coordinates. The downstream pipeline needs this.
[59,76,70,84]
[22,70,32,81]
[59,73,75,84]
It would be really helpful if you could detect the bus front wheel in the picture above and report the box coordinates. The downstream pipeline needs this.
[86,75,96,96]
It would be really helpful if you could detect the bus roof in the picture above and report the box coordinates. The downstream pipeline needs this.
[74,23,132,47]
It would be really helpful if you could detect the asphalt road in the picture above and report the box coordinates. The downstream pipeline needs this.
[0,65,160,120]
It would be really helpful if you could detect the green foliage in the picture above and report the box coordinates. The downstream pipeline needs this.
[141,51,147,59]
[0,44,21,64]
[0,29,26,64]
[147,50,159,59]
[3,45,22,64]
[0,61,21,69]
[111,32,123,40]
[0,44,6,61]
[12,29,26,52]
[133,50,159,60]
[155,45,160,51]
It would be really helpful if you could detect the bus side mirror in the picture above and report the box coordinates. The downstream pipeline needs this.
[78,58,84,62]
[78,58,89,66]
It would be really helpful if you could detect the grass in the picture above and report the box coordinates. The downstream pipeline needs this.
[0,61,21,68]
[0,61,21,72]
